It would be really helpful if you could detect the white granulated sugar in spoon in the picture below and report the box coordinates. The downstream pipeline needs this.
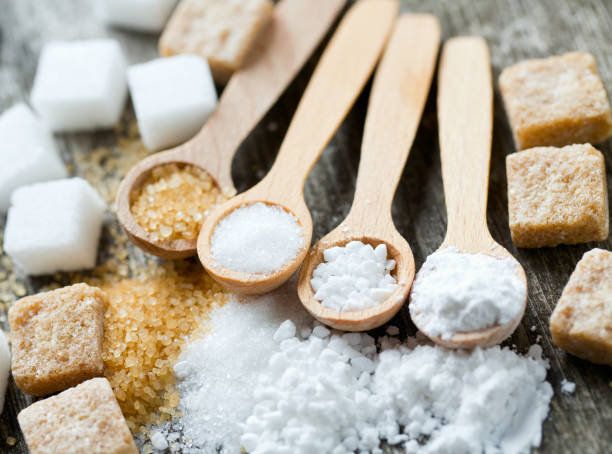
[241,327,553,454]
[311,240,398,311]
[409,246,527,339]
[211,202,305,274]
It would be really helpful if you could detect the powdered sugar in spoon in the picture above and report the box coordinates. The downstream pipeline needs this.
[297,14,441,331]
[409,37,527,349]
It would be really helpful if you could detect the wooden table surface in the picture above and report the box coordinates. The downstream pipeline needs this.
[1,0,611,453]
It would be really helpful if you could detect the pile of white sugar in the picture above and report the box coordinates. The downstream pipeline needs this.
[174,280,552,454]
[409,247,527,340]
[211,202,305,274]
[311,241,398,311]
[174,283,312,453]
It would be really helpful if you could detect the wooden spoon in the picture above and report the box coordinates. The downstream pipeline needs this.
[115,0,346,259]
[410,36,528,349]
[296,15,441,331]
[197,0,399,294]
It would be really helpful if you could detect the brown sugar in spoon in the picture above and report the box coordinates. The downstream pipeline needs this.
[116,0,346,259]
[410,37,528,349]
[197,0,399,294]
[296,15,441,331]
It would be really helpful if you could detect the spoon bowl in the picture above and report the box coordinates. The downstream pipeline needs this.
[411,242,527,349]
[198,194,312,294]
[115,0,345,259]
[298,227,414,331]
[117,148,223,259]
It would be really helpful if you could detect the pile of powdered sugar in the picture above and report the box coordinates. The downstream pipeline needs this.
[241,323,553,454]
[409,247,527,340]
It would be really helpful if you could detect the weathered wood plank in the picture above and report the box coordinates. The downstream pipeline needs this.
[0,0,610,453]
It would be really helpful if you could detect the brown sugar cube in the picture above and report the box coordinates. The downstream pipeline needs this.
[18,377,138,454]
[499,52,612,150]
[159,0,273,84]
[550,249,612,365]
[8,283,107,396]
[506,144,609,248]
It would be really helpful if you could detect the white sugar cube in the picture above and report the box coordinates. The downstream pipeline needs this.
[3,178,106,275]
[127,55,217,150]
[0,103,67,211]
[30,39,127,132]
[99,0,177,32]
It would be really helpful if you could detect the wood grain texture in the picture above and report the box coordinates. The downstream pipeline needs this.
[0,0,611,453]
[297,14,440,331]
[115,0,346,259]
[196,0,398,294]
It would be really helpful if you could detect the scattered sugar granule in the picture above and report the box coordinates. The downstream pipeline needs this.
[311,241,398,311]
[409,247,526,340]
[100,260,229,431]
[211,202,305,274]
[150,431,169,450]
[561,379,576,395]
[241,326,553,454]
[175,281,311,453]
[0,330,10,412]
[130,163,227,242]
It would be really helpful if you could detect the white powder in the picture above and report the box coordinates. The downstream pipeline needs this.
[241,327,553,454]
[174,281,550,454]
[561,379,576,395]
[211,202,305,274]
[175,282,311,453]
[311,241,398,311]
[409,247,526,340]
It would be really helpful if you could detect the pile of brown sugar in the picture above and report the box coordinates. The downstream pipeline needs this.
[99,258,229,432]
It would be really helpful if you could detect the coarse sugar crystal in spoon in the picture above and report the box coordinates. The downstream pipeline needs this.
[409,37,528,349]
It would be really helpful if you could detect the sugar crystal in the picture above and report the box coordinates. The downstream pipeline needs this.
[211,203,305,274]
[312,241,398,312]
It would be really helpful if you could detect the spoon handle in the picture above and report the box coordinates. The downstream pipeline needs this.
[437,37,494,251]
[260,0,398,197]
[178,0,346,195]
[348,15,440,225]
